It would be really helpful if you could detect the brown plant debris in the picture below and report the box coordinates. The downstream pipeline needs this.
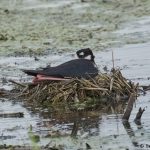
[134,107,145,122]
[14,69,138,111]
[122,93,136,121]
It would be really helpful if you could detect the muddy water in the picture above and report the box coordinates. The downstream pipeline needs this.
[0,42,150,149]
[1,0,150,149]
[0,100,39,145]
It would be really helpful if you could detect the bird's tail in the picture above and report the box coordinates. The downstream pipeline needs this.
[22,69,40,76]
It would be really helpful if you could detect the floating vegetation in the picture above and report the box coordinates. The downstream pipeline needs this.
[0,33,8,41]
[14,69,139,112]
[0,33,15,41]
[0,112,24,118]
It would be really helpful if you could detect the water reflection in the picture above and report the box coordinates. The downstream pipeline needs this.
[0,100,39,145]
[123,120,150,150]
[0,94,150,149]
[28,104,149,150]
[37,110,101,138]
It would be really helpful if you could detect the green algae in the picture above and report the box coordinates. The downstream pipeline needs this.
[0,0,150,56]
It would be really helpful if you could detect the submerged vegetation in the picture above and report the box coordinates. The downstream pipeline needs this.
[0,0,150,56]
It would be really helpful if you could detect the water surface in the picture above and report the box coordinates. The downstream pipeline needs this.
[0,0,150,149]
[0,42,150,149]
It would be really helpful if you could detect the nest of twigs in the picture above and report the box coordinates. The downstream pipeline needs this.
[15,69,139,112]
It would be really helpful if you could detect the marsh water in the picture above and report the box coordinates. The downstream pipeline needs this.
[0,0,150,149]
[1,41,150,150]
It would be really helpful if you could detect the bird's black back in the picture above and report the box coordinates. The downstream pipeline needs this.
[23,59,98,79]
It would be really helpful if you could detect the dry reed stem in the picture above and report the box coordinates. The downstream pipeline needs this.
[14,69,138,111]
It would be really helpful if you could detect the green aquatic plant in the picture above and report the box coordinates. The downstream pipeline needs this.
[28,125,40,150]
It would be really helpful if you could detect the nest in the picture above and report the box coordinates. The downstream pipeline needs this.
[15,69,139,112]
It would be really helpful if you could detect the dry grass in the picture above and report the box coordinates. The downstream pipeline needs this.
[15,69,138,112]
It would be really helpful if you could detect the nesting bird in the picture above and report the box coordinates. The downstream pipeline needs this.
[23,48,98,83]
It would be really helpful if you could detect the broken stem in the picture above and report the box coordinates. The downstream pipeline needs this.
[112,50,115,69]
[122,93,136,121]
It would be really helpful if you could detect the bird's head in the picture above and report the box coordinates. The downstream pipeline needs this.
[76,48,95,62]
